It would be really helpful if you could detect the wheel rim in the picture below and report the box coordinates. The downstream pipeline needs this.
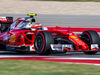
[35,35,43,50]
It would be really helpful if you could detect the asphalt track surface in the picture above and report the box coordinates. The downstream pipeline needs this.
[0,51,100,58]
[0,14,100,65]
[0,14,100,27]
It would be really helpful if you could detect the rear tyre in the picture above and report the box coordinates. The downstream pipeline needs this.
[34,31,54,55]
[81,30,100,55]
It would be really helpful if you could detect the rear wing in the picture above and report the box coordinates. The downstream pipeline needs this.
[0,17,13,28]
[0,17,13,24]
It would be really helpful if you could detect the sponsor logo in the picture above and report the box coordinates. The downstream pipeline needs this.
[0,17,7,21]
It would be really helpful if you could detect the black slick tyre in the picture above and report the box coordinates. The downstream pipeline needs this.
[34,31,54,55]
[81,30,100,55]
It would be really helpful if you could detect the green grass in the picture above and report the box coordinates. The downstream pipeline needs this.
[37,0,100,2]
[0,60,100,75]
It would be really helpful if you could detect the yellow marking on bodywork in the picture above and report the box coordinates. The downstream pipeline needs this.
[11,34,16,43]
[70,36,77,38]
[76,41,82,42]
[16,21,19,25]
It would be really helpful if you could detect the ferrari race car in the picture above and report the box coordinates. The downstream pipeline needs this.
[0,14,100,55]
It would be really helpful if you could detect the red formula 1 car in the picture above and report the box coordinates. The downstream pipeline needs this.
[0,14,100,55]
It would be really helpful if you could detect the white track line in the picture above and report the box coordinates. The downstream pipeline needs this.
[46,57,100,60]
[62,62,100,66]
[0,55,100,61]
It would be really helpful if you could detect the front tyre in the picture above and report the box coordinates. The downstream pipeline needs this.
[34,31,54,55]
[81,30,100,55]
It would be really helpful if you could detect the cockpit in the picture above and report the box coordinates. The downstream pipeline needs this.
[0,14,48,33]
[10,18,43,31]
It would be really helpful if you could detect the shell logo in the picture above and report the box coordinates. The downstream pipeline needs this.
[11,34,16,43]
[70,36,77,38]
[29,24,31,26]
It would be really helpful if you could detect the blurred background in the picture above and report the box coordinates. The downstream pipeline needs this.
[0,0,100,27]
